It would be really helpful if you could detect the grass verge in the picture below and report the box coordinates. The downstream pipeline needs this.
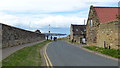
[2,40,51,66]
[58,37,80,45]
[83,46,120,58]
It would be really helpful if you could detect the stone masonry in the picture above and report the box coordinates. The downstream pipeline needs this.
[86,6,119,49]
[70,24,86,43]
[97,21,119,49]
[0,24,2,48]
[0,23,45,48]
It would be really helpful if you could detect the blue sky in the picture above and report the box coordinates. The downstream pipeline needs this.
[0,0,119,36]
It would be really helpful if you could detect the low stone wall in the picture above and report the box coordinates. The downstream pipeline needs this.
[0,24,2,48]
[0,23,45,48]
[97,21,119,49]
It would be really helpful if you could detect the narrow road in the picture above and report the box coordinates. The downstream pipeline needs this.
[46,40,118,66]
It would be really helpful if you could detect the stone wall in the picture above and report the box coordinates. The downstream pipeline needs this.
[86,19,98,46]
[1,23,45,48]
[86,6,119,49]
[70,24,86,43]
[97,21,119,49]
[70,25,73,40]
[86,6,99,46]
[0,24,2,48]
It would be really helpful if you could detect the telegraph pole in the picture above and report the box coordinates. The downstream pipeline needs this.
[49,24,50,33]
[47,24,51,40]
[48,24,53,40]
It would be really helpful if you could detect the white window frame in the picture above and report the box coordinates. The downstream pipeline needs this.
[84,29,86,32]
[90,19,93,27]
[76,29,78,31]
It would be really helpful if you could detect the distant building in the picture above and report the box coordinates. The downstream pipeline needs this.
[86,5,119,49]
[35,30,41,33]
[70,24,86,43]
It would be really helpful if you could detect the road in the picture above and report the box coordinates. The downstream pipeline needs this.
[46,40,118,66]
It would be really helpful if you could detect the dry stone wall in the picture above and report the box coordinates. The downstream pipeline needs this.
[0,24,2,48]
[0,23,45,48]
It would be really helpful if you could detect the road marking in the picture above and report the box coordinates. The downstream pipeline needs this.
[43,53,49,66]
[43,42,53,68]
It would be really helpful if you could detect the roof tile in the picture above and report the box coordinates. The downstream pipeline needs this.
[94,7,119,23]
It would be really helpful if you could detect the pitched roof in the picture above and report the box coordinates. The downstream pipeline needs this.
[71,24,86,29]
[93,7,119,23]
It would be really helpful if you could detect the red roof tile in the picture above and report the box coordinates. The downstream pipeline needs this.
[94,7,119,23]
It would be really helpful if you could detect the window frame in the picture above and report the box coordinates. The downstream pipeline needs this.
[76,29,78,31]
[90,19,93,27]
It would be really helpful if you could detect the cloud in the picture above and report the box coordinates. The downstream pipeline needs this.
[0,12,19,26]
[0,12,86,29]
[0,0,118,34]
[31,15,86,28]
[0,0,118,12]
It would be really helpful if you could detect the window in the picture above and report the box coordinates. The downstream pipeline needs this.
[73,34,78,36]
[81,31,83,34]
[90,19,93,27]
[76,29,78,31]
[84,29,86,32]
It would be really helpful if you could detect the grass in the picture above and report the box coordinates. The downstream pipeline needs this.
[68,40,80,45]
[2,40,51,66]
[83,46,120,58]
[57,37,68,40]
[58,37,80,45]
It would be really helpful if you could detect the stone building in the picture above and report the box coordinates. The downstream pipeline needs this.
[70,24,86,43]
[86,6,120,49]
[35,30,41,33]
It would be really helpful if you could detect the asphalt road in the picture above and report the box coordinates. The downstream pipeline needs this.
[46,40,118,66]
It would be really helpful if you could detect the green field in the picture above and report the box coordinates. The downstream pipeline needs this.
[2,40,51,66]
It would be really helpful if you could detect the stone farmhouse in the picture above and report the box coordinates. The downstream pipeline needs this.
[86,5,120,49]
[70,24,86,43]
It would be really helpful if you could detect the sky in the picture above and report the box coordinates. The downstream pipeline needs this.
[0,0,119,36]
